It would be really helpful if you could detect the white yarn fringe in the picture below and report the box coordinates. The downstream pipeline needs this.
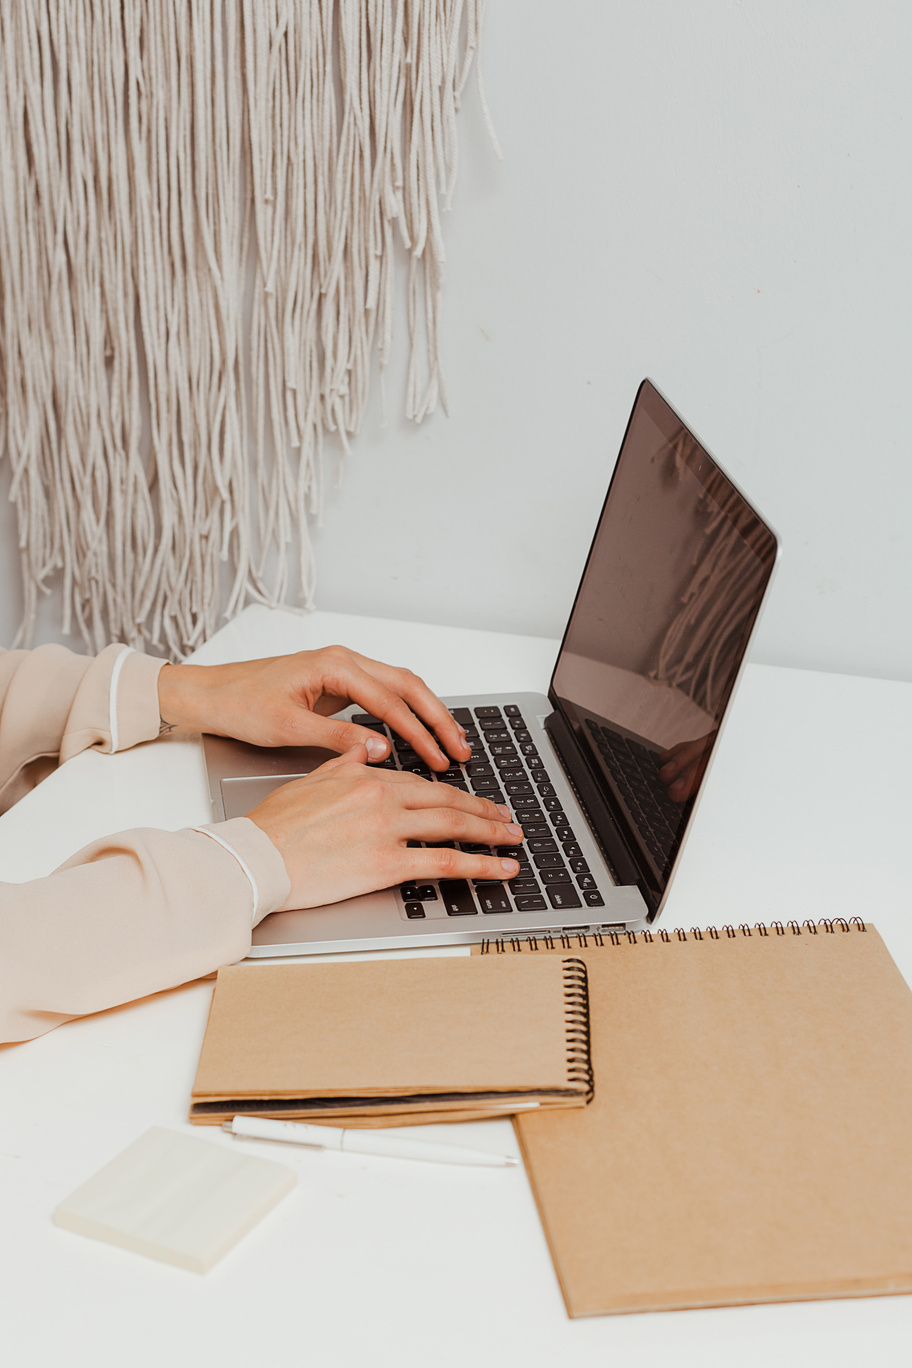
[0,0,487,656]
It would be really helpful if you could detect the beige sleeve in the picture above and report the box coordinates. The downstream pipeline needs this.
[0,817,291,1044]
[0,643,167,813]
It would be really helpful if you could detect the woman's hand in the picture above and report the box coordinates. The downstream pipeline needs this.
[246,745,522,910]
[157,644,471,772]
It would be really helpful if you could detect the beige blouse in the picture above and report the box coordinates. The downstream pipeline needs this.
[0,644,291,1044]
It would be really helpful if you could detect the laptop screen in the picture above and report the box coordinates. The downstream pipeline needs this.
[549,380,778,911]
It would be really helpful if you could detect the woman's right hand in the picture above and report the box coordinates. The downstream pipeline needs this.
[246,744,523,910]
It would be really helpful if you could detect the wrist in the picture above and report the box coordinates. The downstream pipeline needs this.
[157,662,213,734]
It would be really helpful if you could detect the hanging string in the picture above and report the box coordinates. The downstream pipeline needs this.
[0,0,488,657]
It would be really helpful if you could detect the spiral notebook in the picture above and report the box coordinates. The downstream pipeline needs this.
[189,955,593,1127]
[475,920,912,1316]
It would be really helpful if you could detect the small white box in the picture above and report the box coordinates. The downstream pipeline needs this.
[53,1127,295,1273]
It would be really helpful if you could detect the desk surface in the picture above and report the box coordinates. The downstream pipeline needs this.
[3,607,912,1368]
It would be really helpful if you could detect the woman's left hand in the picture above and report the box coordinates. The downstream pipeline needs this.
[157,645,472,772]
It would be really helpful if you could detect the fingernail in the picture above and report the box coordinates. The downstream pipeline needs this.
[365,735,388,760]
[434,747,448,766]
[500,858,520,873]
[505,823,523,837]
[496,804,511,819]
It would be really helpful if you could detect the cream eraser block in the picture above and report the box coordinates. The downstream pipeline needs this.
[53,1127,295,1273]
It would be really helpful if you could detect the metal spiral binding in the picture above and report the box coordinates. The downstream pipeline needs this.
[478,916,867,954]
[561,958,595,1104]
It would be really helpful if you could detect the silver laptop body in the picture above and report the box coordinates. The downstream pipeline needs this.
[204,380,779,955]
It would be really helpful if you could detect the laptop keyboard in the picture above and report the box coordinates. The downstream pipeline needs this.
[351,705,606,920]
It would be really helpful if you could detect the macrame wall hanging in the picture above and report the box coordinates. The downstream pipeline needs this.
[0,0,494,657]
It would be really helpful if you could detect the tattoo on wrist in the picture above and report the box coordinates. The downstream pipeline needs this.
[159,717,177,736]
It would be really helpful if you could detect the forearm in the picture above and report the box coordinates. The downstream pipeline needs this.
[0,644,167,811]
[0,818,290,1044]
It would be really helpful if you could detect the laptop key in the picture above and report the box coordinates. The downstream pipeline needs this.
[515,895,547,911]
[543,796,564,813]
[450,708,473,726]
[474,706,502,719]
[478,889,512,914]
[562,841,583,856]
[516,808,544,825]
[541,868,572,884]
[404,902,426,919]
[414,884,438,901]
[504,704,522,717]
[546,885,583,911]
[504,781,533,796]
[471,775,501,792]
[439,880,478,915]
[576,873,597,890]
[535,783,556,797]
[569,857,590,874]
[533,852,564,868]
[523,823,551,838]
[466,761,494,777]
[509,878,541,895]
[584,890,605,908]
[527,837,557,854]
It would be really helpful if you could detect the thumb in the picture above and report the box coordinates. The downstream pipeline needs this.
[304,714,390,761]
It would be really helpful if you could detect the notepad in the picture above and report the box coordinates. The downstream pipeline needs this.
[189,955,594,1127]
[474,920,912,1316]
[53,1128,295,1272]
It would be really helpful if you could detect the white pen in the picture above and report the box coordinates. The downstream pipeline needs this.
[222,1115,521,1167]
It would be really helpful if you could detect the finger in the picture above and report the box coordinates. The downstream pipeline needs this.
[400,810,526,849]
[394,778,516,824]
[302,742,372,774]
[297,712,392,762]
[321,653,471,768]
[401,847,523,884]
[360,659,470,763]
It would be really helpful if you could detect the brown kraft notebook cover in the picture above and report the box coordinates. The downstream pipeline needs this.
[190,954,593,1126]
[474,920,912,1316]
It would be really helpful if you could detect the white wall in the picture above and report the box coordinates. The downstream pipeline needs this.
[3,0,911,682]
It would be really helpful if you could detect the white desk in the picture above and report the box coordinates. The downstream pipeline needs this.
[3,607,912,1368]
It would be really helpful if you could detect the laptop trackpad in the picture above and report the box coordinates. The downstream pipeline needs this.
[220,775,310,819]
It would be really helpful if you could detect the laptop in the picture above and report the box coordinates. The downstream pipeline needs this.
[204,379,779,954]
